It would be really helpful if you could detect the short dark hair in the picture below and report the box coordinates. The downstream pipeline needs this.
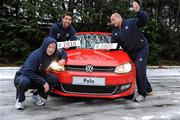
[130,0,142,6]
[62,12,73,18]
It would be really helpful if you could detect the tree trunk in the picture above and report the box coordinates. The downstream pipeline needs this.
[175,0,180,30]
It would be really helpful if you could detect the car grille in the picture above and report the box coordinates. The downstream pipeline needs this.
[65,65,115,72]
[54,83,131,95]
[61,84,117,95]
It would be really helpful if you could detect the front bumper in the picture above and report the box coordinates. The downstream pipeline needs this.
[50,70,136,99]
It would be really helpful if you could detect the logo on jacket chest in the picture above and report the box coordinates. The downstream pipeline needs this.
[125,26,129,30]
[66,33,70,38]
[57,33,70,39]
[38,64,43,70]
[114,26,128,36]
[57,33,60,38]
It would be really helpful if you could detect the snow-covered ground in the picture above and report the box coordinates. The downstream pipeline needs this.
[0,67,180,120]
[0,67,19,79]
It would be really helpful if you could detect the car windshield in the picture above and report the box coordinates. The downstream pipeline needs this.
[77,34,111,49]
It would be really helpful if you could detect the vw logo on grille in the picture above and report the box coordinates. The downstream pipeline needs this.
[85,65,94,72]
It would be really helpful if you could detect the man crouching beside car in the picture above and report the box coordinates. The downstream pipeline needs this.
[14,37,66,110]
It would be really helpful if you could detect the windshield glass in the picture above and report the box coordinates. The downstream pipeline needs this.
[77,34,111,49]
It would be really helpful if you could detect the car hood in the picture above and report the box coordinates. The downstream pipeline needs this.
[66,49,131,66]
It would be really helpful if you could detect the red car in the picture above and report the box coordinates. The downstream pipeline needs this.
[49,32,136,99]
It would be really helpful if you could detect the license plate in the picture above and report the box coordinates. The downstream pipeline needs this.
[72,76,105,86]
[57,41,80,49]
[94,43,118,49]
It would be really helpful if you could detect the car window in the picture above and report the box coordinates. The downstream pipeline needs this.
[77,34,112,49]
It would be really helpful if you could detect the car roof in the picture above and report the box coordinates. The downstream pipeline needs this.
[77,32,111,35]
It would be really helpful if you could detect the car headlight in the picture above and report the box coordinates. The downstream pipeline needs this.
[114,62,132,74]
[49,61,65,71]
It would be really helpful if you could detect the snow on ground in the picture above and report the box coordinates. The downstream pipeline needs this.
[0,67,19,79]
[0,66,180,120]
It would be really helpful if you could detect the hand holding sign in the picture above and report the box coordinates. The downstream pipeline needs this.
[58,59,65,66]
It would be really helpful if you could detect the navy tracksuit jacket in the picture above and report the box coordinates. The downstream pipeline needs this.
[111,10,152,97]
[14,37,67,102]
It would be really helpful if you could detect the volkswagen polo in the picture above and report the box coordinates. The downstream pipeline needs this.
[49,32,136,99]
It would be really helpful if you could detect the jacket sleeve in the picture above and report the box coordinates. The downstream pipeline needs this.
[135,10,149,27]
[111,33,116,43]
[57,49,67,61]
[49,24,57,39]
[111,32,120,50]
[23,54,46,86]
[70,27,77,41]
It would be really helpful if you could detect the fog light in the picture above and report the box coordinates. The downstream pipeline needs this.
[121,83,131,91]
